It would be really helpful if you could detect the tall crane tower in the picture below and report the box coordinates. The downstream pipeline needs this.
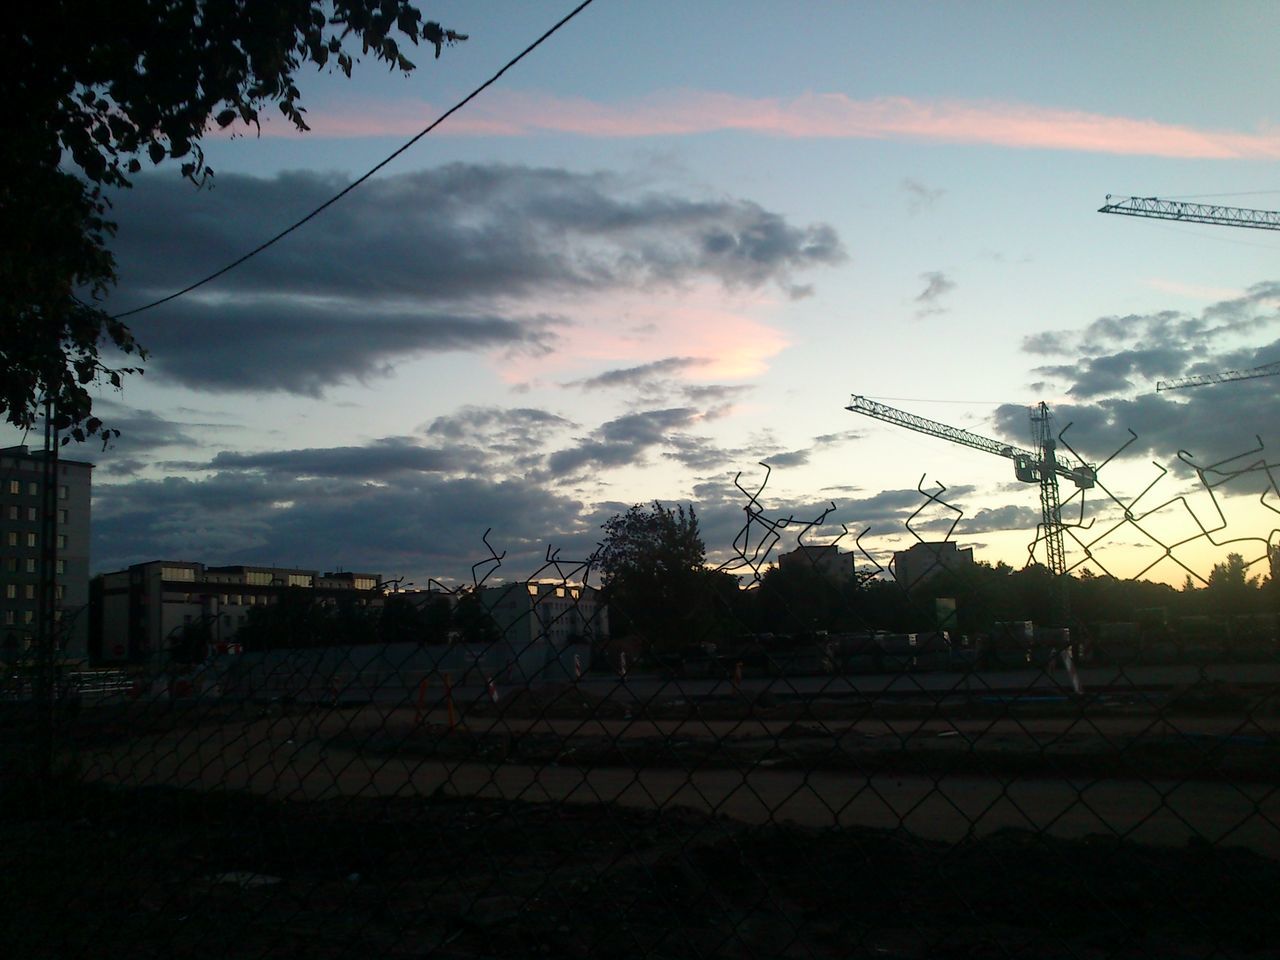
[846,396,1095,585]
[1098,195,1280,231]
[1156,360,1280,392]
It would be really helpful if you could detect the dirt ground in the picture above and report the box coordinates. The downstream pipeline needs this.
[4,684,1280,958]
[3,781,1279,959]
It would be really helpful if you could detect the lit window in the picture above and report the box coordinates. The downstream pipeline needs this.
[4,585,13,599]
[57,509,67,524]
[24,559,36,573]
[55,585,64,600]
[27,482,38,496]
[55,560,64,575]
[287,574,313,588]
[58,485,68,500]
[24,585,34,600]
[161,567,196,582]
[25,533,36,548]
[6,480,17,495]
[56,535,66,549]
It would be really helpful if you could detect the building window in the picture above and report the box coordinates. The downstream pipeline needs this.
[3,611,12,626]
[55,585,64,600]
[287,574,313,588]
[22,611,33,625]
[6,480,17,495]
[27,481,38,496]
[56,535,66,549]
[5,532,14,547]
[58,485,68,500]
[26,507,36,521]
[57,509,67,524]
[55,560,64,575]
[5,506,15,520]
[4,585,13,600]
[4,558,15,572]
[162,566,196,582]
[25,533,36,548]
[24,585,34,600]
[24,559,35,574]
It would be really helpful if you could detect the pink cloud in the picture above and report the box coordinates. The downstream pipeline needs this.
[490,286,790,386]
[237,89,1280,159]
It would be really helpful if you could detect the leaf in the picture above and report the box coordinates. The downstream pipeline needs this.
[215,108,237,128]
[148,141,165,165]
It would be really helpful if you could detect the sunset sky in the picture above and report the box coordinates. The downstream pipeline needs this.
[12,0,1280,588]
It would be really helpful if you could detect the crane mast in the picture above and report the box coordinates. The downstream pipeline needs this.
[1097,195,1280,231]
[846,395,1094,587]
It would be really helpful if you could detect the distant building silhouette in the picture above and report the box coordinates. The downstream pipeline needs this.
[778,544,856,581]
[479,581,609,648]
[892,541,974,589]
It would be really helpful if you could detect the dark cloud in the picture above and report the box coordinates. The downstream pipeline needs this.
[125,300,556,395]
[546,408,700,476]
[208,437,469,478]
[663,435,739,472]
[93,470,595,584]
[103,165,845,395]
[962,504,1042,534]
[1012,283,1280,461]
[761,450,809,468]
[565,357,708,391]
[423,406,573,459]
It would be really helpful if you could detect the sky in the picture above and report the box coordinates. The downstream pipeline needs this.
[14,0,1280,589]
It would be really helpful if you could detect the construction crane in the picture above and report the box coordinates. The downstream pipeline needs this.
[846,396,1095,584]
[1097,195,1280,231]
[1156,360,1280,392]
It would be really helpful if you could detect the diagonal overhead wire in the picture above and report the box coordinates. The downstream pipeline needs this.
[111,0,598,321]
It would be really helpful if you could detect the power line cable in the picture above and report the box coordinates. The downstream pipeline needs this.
[112,0,597,321]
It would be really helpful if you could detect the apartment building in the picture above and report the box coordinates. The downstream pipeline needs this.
[90,561,382,664]
[0,444,92,662]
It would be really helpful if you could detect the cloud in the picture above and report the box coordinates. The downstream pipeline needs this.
[208,437,470,478]
[127,301,555,395]
[902,178,944,214]
[423,406,574,458]
[1007,283,1280,460]
[565,357,710,391]
[546,407,702,477]
[761,450,809,468]
[104,165,843,396]
[915,270,956,318]
[93,470,596,584]
[266,90,1280,160]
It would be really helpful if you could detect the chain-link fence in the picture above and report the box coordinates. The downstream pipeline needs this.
[3,429,1279,959]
